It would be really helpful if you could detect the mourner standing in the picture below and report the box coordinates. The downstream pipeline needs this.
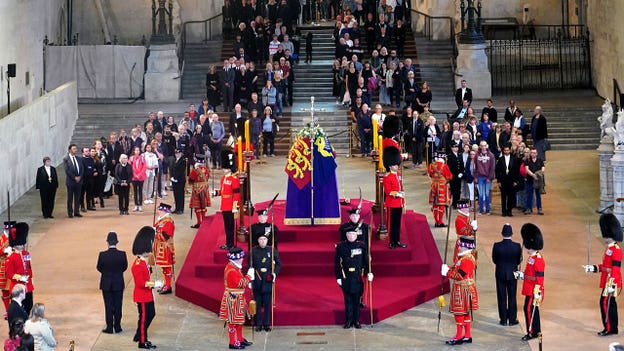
[35,157,58,219]
[96,231,128,334]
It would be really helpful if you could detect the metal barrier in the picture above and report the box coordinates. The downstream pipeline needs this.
[179,14,223,68]
[409,9,457,59]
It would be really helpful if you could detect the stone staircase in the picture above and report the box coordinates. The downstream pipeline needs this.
[181,40,224,101]
[412,35,456,114]
[528,105,601,150]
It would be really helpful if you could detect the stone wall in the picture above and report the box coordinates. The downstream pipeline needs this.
[0,82,79,214]
[588,1,624,99]
[0,0,65,116]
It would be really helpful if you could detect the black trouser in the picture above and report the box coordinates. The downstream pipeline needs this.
[523,295,540,335]
[97,175,106,206]
[254,289,273,327]
[306,49,312,63]
[117,185,130,212]
[223,211,235,248]
[600,295,619,333]
[496,277,517,324]
[342,284,363,324]
[500,183,516,215]
[39,188,56,218]
[23,291,33,317]
[388,207,403,244]
[103,289,124,331]
[135,301,155,343]
[450,178,462,207]
[173,181,186,212]
[263,131,275,155]
[66,183,82,216]
[133,181,144,206]
[85,177,96,208]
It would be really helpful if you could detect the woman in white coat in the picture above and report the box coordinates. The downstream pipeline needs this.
[24,303,57,351]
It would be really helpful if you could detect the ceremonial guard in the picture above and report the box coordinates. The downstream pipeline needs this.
[213,152,241,250]
[335,230,373,328]
[0,222,14,318]
[492,223,522,326]
[383,146,406,249]
[188,154,211,228]
[441,236,479,345]
[154,203,175,295]
[584,213,622,336]
[5,222,34,316]
[131,226,162,350]
[219,247,254,349]
[251,233,282,332]
[428,152,453,228]
[251,208,279,248]
[453,199,478,262]
[339,207,369,244]
[514,223,545,341]
[170,148,187,214]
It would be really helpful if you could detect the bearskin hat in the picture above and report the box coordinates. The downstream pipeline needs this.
[382,115,400,138]
[521,223,544,251]
[132,226,155,255]
[9,222,28,247]
[382,145,402,170]
[600,213,623,242]
[221,150,238,173]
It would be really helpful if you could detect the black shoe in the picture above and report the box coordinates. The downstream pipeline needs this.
[228,345,245,350]
[114,327,122,333]
[438,223,447,228]
[120,211,124,215]
[80,207,86,212]
[598,330,618,336]
[343,322,352,329]
[48,215,54,219]
[395,242,407,248]
[521,333,536,341]
[509,320,519,326]
[508,212,514,217]
[191,224,200,229]
[499,320,507,326]
[88,207,96,211]
[68,214,74,218]
[133,335,139,342]
[255,325,263,332]
[353,322,362,329]
[138,342,156,349]
[445,338,463,345]
[101,328,113,334]
[388,243,396,249]
[159,287,172,295]
[100,202,105,208]
[264,325,272,332]
[241,339,253,346]
[74,213,83,217]
[461,337,472,343]
[359,302,366,308]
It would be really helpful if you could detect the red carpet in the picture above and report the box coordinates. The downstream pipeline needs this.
[176,199,449,326]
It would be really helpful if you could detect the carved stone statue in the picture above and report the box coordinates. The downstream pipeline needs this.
[598,98,614,140]
[606,109,624,150]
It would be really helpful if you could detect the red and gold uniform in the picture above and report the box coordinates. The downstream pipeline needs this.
[188,162,211,227]
[447,252,478,343]
[522,252,545,336]
[215,172,241,249]
[154,213,175,293]
[6,249,34,315]
[219,261,251,347]
[596,242,622,334]
[383,170,405,248]
[0,222,14,315]
[132,256,155,345]
[428,156,452,226]
[453,204,476,263]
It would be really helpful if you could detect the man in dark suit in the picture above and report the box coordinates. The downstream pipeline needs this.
[96,232,128,334]
[7,284,27,326]
[454,79,473,108]
[35,156,59,219]
[171,149,187,214]
[63,144,84,218]
[491,223,522,326]
[229,103,247,139]
[105,133,122,198]
[447,143,464,208]
[496,145,519,217]
[530,106,548,161]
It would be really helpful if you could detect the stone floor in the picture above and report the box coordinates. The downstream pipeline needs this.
[1,142,621,351]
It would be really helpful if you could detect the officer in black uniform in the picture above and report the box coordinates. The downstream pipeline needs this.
[339,208,369,245]
[251,208,279,248]
[335,230,373,329]
[251,233,282,332]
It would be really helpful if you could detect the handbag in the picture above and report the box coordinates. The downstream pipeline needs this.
[544,139,552,151]
[104,175,115,192]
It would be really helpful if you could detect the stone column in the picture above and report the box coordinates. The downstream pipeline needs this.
[455,43,491,99]
[144,44,180,101]
[611,149,624,225]
[598,138,614,210]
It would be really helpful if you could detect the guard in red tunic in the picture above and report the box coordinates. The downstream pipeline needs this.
[153,203,175,295]
[132,226,162,350]
[453,199,478,263]
[219,247,254,349]
[441,236,479,345]
[189,155,211,229]
[0,222,15,318]
[514,223,545,341]
[428,152,453,228]
[584,213,623,336]
[214,151,241,250]
[5,222,34,316]
[383,146,406,249]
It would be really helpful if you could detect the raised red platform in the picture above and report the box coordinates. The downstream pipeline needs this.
[175,199,449,326]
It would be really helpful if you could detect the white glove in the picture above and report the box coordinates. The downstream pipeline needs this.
[533,290,542,300]
[441,264,449,276]
[3,247,12,255]
[367,273,374,282]
[458,173,463,179]
[470,220,478,231]
[211,190,218,197]
[584,265,597,273]
[247,268,255,280]
[396,191,405,198]
[171,178,177,183]
[337,278,342,286]
[514,271,524,280]
[232,207,239,214]
[154,280,164,289]
[272,273,276,282]
[19,275,29,283]
[607,285,616,294]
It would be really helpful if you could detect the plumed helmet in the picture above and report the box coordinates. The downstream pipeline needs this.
[382,146,402,170]
[600,213,623,242]
[521,223,544,251]
[132,226,155,255]
[382,115,400,138]
[9,222,28,246]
